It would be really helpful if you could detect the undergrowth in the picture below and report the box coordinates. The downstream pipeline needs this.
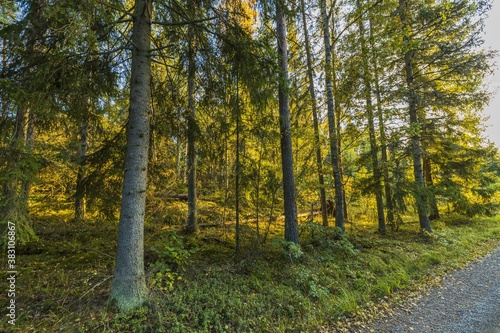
[1,214,499,332]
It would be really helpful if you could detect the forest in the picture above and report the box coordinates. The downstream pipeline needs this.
[1,0,500,331]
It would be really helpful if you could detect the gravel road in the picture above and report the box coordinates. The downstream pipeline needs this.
[363,247,500,333]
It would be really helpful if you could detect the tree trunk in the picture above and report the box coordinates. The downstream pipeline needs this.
[75,104,88,222]
[299,0,328,227]
[255,140,263,245]
[175,135,182,180]
[320,0,345,231]
[235,73,241,252]
[186,18,198,234]
[21,110,36,203]
[276,0,299,244]
[223,107,229,225]
[398,0,431,233]
[110,0,151,311]
[423,155,440,220]
[330,16,349,224]
[356,0,385,233]
[369,18,394,226]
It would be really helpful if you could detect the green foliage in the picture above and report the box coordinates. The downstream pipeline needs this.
[292,266,330,299]
[150,231,197,268]
[109,306,166,333]
[274,239,304,262]
[301,222,358,256]
[149,231,197,292]
[0,216,38,247]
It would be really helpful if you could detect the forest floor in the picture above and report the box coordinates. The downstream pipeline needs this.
[1,210,499,332]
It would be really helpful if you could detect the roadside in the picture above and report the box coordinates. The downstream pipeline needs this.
[360,247,500,333]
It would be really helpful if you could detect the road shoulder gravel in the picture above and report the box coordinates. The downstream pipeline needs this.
[360,247,500,333]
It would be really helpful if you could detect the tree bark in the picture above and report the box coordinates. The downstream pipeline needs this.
[276,0,299,244]
[321,0,345,231]
[110,0,151,311]
[186,17,198,234]
[398,0,431,233]
[299,0,328,227]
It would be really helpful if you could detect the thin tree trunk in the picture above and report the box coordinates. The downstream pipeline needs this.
[186,18,198,234]
[330,16,349,224]
[223,107,229,225]
[369,18,394,225]
[175,135,182,180]
[183,141,188,184]
[235,73,241,253]
[423,155,440,220]
[110,0,151,311]
[276,0,299,244]
[263,185,278,244]
[398,0,431,233]
[321,0,345,231]
[299,0,328,227]
[356,0,385,232]
[75,102,89,221]
[21,110,36,203]
[255,139,264,246]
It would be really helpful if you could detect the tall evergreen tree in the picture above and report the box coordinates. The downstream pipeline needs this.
[110,0,151,311]
[356,0,386,232]
[321,0,345,231]
[299,0,329,227]
[398,0,432,233]
[186,5,198,234]
[276,0,299,244]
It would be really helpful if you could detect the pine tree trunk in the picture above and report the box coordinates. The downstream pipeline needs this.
[75,105,88,222]
[235,74,241,252]
[356,0,385,233]
[300,0,328,227]
[375,87,394,225]
[331,20,349,224]
[186,19,198,234]
[175,135,182,180]
[255,140,263,245]
[21,110,36,203]
[423,155,440,220]
[321,0,345,231]
[223,108,229,224]
[369,18,395,225]
[398,0,431,233]
[110,0,151,311]
[276,0,299,244]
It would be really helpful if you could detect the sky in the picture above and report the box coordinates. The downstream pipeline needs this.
[483,1,500,148]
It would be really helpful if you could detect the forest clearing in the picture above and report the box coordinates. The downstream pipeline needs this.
[1,0,500,331]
